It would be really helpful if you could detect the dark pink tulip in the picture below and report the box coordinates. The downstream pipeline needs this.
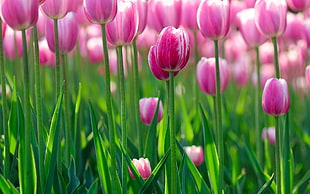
[254,0,287,38]
[197,0,230,40]
[106,0,138,46]
[184,145,204,166]
[1,0,38,30]
[41,0,70,19]
[286,0,310,12]
[39,0,46,4]
[2,22,7,38]
[139,97,163,125]
[181,0,201,31]
[237,8,268,48]
[128,158,152,179]
[262,78,290,117]
[197,57,229,96]
[135,0,148,34]
[305,66,310,87]
[304,19,310,47]
[83,0,118,24]
[148,0,182,32]
[262,127,276,145]
[155,26,190,72]
[45,12,78,54]
[3,27,23,60]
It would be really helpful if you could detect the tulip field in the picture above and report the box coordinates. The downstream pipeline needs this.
[1,0,310,193]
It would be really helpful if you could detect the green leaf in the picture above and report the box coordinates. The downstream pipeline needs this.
[282,113,291,194]
[257,173,274,194]
[73,83,82,153]
[293,169,310,193]
[0,174,19,194]
[8,78,18,154]
[87,179,99,194]
[179,95,194,143]
[67,157,80,194]
[199,104,219,193]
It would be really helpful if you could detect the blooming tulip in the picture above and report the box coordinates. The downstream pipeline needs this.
[306,66,310,87]
[197,0,230,40]
[254,0,287,38]
[139,97,163,125]
[41,0,70,19]
[262,127,276,145]
[262,78,290,116]
[83,0,118,24]
[286,0,310,12]
[1,0,38,30]
[196,57,229,96]
[128,158,152,179]
[184,146,204,166]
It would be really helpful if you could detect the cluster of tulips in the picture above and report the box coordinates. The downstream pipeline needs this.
[0,0,310,193]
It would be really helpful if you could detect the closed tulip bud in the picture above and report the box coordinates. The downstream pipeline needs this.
[197,57,229,96]
[139,97,163,125]
[286,0,310,12]
[254,0,287,38]
[181,0,201,31]
[197,0,230,40]
[306,66,310,87]
[106,0,138,46]
[184,145,204,166]
[128,158,152,179]
[155,26,190,72]
[262,127,276,145]
[237,8,268,48]
[262,78,290,116]
[41,0,70,19]
[1,0,38,30]
[45,12,78,54]
[83,0,118,24]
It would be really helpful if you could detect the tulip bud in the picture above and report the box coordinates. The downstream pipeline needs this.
[306,66,310,87]
[184,145,204,166]
[41,0,70,19]
[128,158,152,179]
[254,0,287,38]
[1,0,38,30]
[139,97,163,125]
[262,127,276,145]
[155,26,190,72]
[197,0,230,40]
[196,57,229,96]
[83,0,118,24]
[286,0,310,12]
[262,78,290,117]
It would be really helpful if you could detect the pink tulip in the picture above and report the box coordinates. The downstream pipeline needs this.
[87,37,103,63]
[136,27,158,51]
[281,13,304,43]
[237,8,268,48]
[232,56,251,87]
[224,31,248,63]
[106,0,138,46]
[41,0,70,19]
[76,6,91,27]
[155,26,190,72]
[139,97,163,125]
[83,0,118,24]
[262,78,290,117]
[39,38,55,66]
[36,10,48,39]
[197,0,230,40]
[184,145,204,166]
[3,27,23,60]
[230,0,246,27]
[128,158,152,179]
[39,0,46,5]
[306,66,310,87]
[148,0,182,32]
[1,0,38,30]
[135,0,148,34]
[262,127,276,145]
[2,22,7,38]
[181,0,201,31]
[254,0,287,38]
[45,12,78,54]
[304,19,310,47]
[197,57,229,96]
[259,42,274,64]
[286,0,310,12]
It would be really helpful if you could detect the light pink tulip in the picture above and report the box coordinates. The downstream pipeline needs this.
[41,0,70,19]
[3,27,23,60]
[83,0,118,24]
[181,0,201,31]
[262,127,276,145]
[39,38,55,66]
[286,0,310,12]
[304,19,310,47]
[184,145,204,166]
[135,0,148,34]
[87,37,103,64]
[139,97,163,125]
[281,13,304,43]
[128,158,152,179]
[305,66,310,87]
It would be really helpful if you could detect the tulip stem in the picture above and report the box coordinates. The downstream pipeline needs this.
[0,19,10,179]
[53,19,61,100]
[271,37,280,79]
[212,96,218,142]
[169,71,177,194]
[214,39,224,194]
[255,47,262,164]
[116,46,127,193]
[275,116,281,194]
[282,112,290,194]
[101,24,117,192]
[33,25,45,191]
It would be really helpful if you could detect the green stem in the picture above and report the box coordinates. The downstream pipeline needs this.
[275,116,281,194]
[0,19,10,179]
[282,113,290,194]
[53,19,61,100]
[271,37,280,79]
[212,96,218,143]
[193,31,200,107]
[116,46,127,193]
[101,24,117,192]
[214,39,224,194]
[33,25,45,191]
[255,47,262,164]
[169,71,177,194]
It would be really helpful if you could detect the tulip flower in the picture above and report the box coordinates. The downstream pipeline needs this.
[196,57,229,96]
[181,0,201,31]
[83,0,118,24]
[184,146,204,166]
[262,127,276,145]
[128,158,152,179]
[39,38,55,66]
[135,0,148,35]
[304,19,310,48]
[1,0,38,30]
[139,97,163,125]
[262,78,290,117]
[3,27,23,60]
[197,0,230,40]
[41,0,70,19]
[306,66,310,87]
[286,0,310,12]
[281,13,304,43]
[2,22,7,38]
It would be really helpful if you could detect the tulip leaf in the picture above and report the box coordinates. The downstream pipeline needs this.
[257,173,274,194]
[0,174,19,194]
[282,113,292,193]
[8,78,18,154]
[179,94,194,143]
[66,157,80,194]
[293,169,310,193]
[88,178,99,194]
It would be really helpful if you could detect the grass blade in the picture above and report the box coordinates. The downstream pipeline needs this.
[257,173,274,194]
[0,174,19,194]
[67,157,80,194]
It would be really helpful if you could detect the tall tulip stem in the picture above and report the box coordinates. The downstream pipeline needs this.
[275,116,281,194]
[272,37,280,79]
[255,47,262,164]
[53,19,61,99]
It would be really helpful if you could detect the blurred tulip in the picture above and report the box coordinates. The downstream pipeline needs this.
[286,0,310,12]
[232,56,251,87]
[2,22,7,38]
[83,0,118,24]
[181,0,201,31]
[197,0,230,40]
[254,0,287,38]
[128,158,152,179]
[136,27,158,51]
[106,0,138,46]
[262,78,290,116]
[39,0,46,5]
[1,0,38,30]
[135,0,148,34]
[262,127,276,145]
[281,13,304,43]
[197,57,229,96]
[304,19,310,47]
[36,10,48,38]
[237,8,268,48]
[139,97,163,125]
[230,0,246,27]
[45,12,78,54]
[3,27,23,60]
[245,0,256,8]
[259,42,274,64]
[41,0,70,19]
[306,66,310,87]
[224,31,248,63]
[39,38,55,66]
[184,145,204,166]
[0,84,11,98]
[87,37,103,63]
[155,26,190,72]
[76,6,90,27]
